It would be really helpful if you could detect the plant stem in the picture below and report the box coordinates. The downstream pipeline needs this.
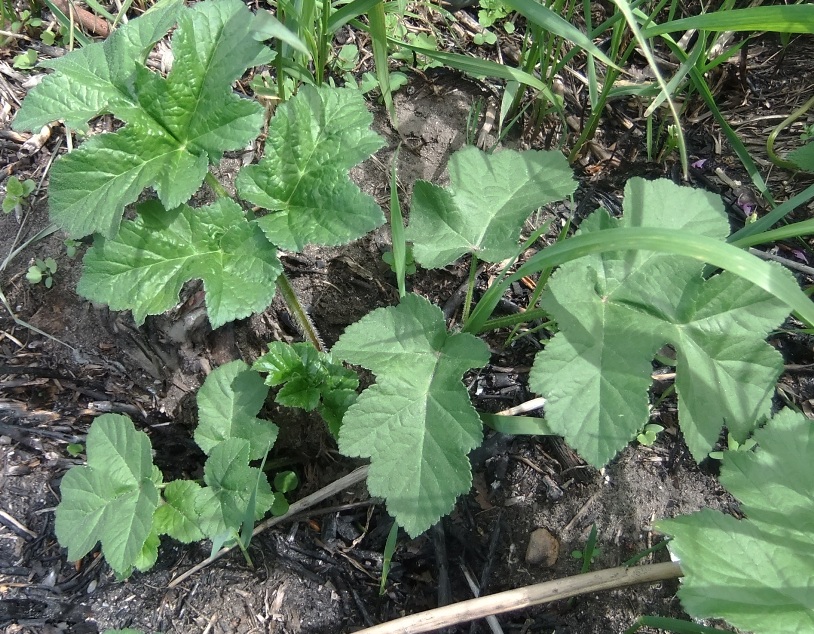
[204,171,230,200]
[276,272,325,352]
[202,171,325,350]
[766,93,814,171]
[462,255,479,323]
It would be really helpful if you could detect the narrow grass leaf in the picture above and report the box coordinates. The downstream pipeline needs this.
[504,0,620,69]
[327,0,382,33]
[387,39,563,112]
[643,5,814,37]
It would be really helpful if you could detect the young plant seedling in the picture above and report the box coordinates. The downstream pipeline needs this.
[55,360,280,577]
[571,523,601,574]
[707,433,757,461]
[26,257,57,288]
[636,424,664,447]
[2,175,36,217]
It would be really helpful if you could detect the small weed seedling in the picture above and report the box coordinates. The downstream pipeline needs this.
[707,433,757,461]
[2,176,36,217]
[26,257,56,288]
[636,424,664,447]
[571,524,601,574]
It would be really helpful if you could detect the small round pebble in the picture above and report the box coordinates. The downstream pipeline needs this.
[525,527,559,567]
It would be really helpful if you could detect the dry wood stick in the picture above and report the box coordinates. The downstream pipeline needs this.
[355,561,683,634]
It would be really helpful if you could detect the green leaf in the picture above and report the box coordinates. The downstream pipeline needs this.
[658,409,814,633]
[333,294,490,536]
[54,414,159,576]
[14,0,265,238]
[236,85,386,251]
[252,342,359,436]
[195,360,277,460]
[6,176,24,197]
[13,49,38,70]
[77,198,282,328]
[788,142,814,172]
[642,5,814,37]
[25,266,43,284]
[251,10,310,55]
[273,470,299,493]
[153,480,205,543]
[194,438,275,538]
[406,147,576,268]
[529,179,790,466]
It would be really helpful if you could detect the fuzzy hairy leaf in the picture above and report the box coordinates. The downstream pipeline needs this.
[14,0,265,238]
[253,342,359,437]
[530,178,790,466]
[236,85,386,251]
[333,294,490,536]
[54,414,159,576]
[658,409,814,633]
[405,147,576,268]
[77,198,282,328]
[194,438,274,538]
[195,360,277,459]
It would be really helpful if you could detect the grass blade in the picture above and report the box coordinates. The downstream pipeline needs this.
[464,227,814,333]
[643,5,814,37]
[730,218,814,249]
[327,0,382,33]
[613,0,688,178]
[729,183,814,243]
[504,0,620,69]
[387,38,563,112]
[41,0,92,47]
[389,145,407,297]
[369,1,394,122]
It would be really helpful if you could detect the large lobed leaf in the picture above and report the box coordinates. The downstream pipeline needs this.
[14,0,266,238]
[77,198,282,329]
[405,146,576,268]
[530,178,790,466]
[236,85,386,251]
[333,294,490,536]
[195,360,277,459]
[54,414,160,576]
[658,409,814,633]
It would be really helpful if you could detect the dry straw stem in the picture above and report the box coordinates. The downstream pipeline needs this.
[356,561,684,634]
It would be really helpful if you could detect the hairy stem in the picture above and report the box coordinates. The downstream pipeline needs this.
[276,272,325,352]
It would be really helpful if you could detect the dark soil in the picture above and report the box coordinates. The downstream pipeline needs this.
[2,7,814,634]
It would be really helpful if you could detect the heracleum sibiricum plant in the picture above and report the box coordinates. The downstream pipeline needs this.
[13,0,814,629]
